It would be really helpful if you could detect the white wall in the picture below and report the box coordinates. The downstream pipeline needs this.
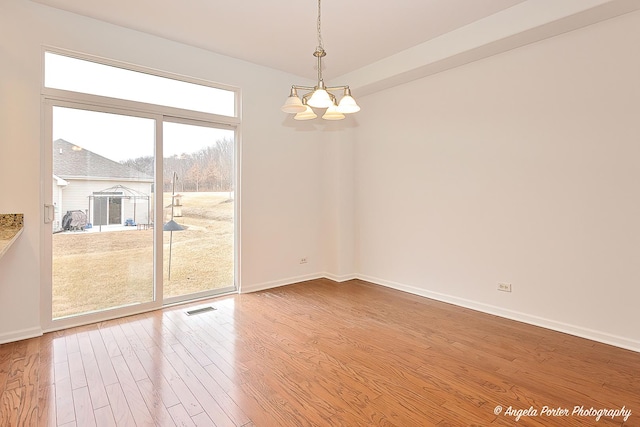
[0,0,327,342]
[353,10,640,350]
[322,126,357,281]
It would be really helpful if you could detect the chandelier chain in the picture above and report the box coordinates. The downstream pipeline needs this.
[316,0,324,52]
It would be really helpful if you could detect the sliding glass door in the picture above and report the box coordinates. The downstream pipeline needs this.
[50,106,156,319]
[162,121,236,303]
[45,104,237,325]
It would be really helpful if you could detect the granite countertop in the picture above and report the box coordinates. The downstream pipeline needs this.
[0,214,24,258]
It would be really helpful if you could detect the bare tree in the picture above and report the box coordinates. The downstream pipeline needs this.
[123,138,233,193]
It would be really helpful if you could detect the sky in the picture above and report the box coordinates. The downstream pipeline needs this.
[47,51,234,162]
[53,107,233,162]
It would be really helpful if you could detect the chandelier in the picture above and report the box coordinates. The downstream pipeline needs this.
[281,0,360,121]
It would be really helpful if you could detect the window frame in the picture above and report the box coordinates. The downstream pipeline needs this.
[40,47,242,333]
[42,46,242,124]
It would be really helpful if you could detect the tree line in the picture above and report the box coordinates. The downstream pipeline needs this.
[121,138,233,192]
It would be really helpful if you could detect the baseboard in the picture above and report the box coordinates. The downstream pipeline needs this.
[0,326,43,345]
[357,274,640,353]
[322,272,358,283]
[240,273,326,293]
[241,272,358,293]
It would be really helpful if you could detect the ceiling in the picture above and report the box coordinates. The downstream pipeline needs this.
[31,0,640,93]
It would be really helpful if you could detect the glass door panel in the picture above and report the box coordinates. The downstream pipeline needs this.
[162,121,235,301]
[51,106,156,319]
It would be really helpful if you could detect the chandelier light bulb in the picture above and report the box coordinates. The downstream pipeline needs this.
[337,88,360,114]
[281,96,306,113]
[322,103,345,120]
[307,88,333,109]
[294,105,317,121]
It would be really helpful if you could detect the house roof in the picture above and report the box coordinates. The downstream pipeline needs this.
[53,139,153,181]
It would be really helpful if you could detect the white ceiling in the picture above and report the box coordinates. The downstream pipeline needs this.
[30,0,640,93]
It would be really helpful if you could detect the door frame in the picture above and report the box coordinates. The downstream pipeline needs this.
[41,99,165,331]
[41,97,240,333]
[160,116,239,306]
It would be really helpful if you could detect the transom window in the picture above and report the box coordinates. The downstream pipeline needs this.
[44,51,236,117]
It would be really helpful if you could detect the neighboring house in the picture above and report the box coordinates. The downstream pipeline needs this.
[52,138,153,231]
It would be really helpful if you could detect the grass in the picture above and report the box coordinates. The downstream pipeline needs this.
[52,192,234,319]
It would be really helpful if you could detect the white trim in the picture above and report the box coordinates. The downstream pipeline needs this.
[323,272,358,283]
[154,118,164,304]
[240,274,326,294]
[43,45,239,94]
[42,46,240,122]
[357,274,640,353]
[40,98,54,328]
[43,304,160,335]
[234,126,242,294]
[0,327,43,345]
[163,286,236,306]
[42,87,240,127]
[58,176,154,183]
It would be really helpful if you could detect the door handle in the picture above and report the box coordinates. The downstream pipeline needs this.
[44,204,55,224]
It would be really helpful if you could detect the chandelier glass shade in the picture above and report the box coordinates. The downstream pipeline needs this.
[281,0,360,121]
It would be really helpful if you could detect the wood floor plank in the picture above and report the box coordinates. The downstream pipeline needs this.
[38,336,55,392]
[93,405,116,427]
[37,384,56,427]
[0,387,22,427]
[166,404,196,427]
[67,352,87,391]
[108,325,148,382]
[64,335,80,356]
[72,387,96,427]
[1,279,640,426]
[52,338,68,365]
[4,340,27,391]
[171,344,250,426]
[53,361,75,426]
[134,347,180,409]
[141,347,203,418]
[190,411,216,427]
[135,378,175,427]
[161,313,215,368]
[0,343,15,391]
[139,313,180,354]
[77,343,109,409]
[164,349,236,427]
[87,330,118,387]
[97,328,121,359]
[103,383,135,427]
[8,338,40,426]
[14,384,38,426]
[127,321,159,350]
[109,355,155,426]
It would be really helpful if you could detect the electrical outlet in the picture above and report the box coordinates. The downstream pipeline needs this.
[299,257,308,264]
[497,282,512,292]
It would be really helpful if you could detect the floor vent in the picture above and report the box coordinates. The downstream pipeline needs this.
[186,306,216,316]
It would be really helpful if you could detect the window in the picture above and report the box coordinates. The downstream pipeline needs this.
[45,51,236,117]
[43,50,239,327]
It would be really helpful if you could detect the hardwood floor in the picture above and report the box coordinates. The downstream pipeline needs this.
[1,278,639,426]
